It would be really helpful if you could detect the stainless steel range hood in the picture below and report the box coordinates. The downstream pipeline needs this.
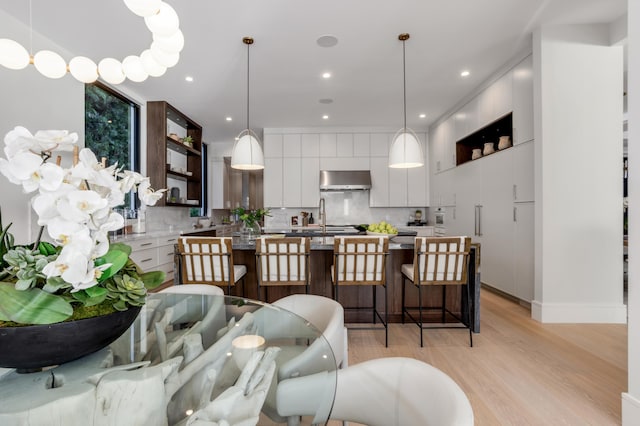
[319,170,371,191]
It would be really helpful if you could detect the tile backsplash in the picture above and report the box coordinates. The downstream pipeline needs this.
[264,191,428,228]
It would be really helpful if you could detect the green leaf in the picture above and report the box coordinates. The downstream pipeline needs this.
[140,271,166,290]
[0,282,73,324]
[73,288,108,307]
[85,286,107,298]
[95,247,129,282]
[38,242,57,256]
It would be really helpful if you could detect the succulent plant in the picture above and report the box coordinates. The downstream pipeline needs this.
[105,274,148,311]
[2,247,54,291]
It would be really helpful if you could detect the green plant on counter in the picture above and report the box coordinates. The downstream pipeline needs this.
[231,207,271,227]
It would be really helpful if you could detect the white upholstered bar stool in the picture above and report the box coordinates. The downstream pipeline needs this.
[332,236,389,347]
[255,237,311,303]
[176,237,246,296]
[401,236,473,347]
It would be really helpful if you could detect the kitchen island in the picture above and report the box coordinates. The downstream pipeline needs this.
[225,235,481,332]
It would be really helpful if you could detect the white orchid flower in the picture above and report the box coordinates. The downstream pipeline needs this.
[57,189,109,223]
[32,130,78,153]
[3,126,34,159]
[46,217,90,248]
[138,178,166,206]
[75,262,112,291]
[0,151,42,190]
[26,162,65,193]
[42,247,91,287]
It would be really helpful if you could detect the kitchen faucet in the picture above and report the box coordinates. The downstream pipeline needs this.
[319,197,326,235]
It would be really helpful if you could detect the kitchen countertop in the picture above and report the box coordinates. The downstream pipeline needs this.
[110,224,238,242]
[233,235,418,251]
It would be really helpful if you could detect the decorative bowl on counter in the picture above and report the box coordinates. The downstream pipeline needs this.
[366,230,398,237]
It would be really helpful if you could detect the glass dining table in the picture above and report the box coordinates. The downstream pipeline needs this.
[0,293,338,426]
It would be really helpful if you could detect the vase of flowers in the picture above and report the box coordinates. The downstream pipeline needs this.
[0,126,167,370]
[231,207,270,241]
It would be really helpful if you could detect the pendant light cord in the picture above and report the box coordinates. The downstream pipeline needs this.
[402,37,407,131]
[246,40,250,132]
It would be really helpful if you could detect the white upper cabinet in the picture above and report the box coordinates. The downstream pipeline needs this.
[283,158,302,207]
[263,134,283,158]
[454,97,478,141]
[282,134,301,158]
[370,133,390,157]
[263,157,283,207]
[369,156,390,207]
[301,134,320,157]
[337,133,354,157]
[512,55,534,145]
[300,157,320,207]
[353,133,370,157]
[492,71,513,120]
[319,133,337,157]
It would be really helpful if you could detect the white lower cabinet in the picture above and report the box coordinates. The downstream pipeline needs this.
[128,235,178,284]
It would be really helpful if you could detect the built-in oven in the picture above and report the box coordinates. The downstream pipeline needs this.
[434,207,446,236]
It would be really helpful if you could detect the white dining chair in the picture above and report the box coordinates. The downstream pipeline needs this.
[160,283,224,296]
[276,357,474,426]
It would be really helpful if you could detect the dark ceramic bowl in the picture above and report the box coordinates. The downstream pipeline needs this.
[0,306,141,370]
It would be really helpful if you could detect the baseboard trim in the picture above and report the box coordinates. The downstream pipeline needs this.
[531,300,627,323]
[623,393,640,425]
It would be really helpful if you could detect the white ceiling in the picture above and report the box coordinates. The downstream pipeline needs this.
[0,0,627,143]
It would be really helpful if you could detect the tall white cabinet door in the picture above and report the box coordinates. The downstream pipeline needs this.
[480,150,515,295]
[263,157,283,208]
[370,157,389,207]
[514,202,535,302]
[353,133,370,157]
[283,158,302,207]
[512,140,534,202]
[370,133,390,157]
[512,55,534,145]
[300,157,320,207]
[454,160,482,237]
[492,71,513,120]
[389,168,408,206]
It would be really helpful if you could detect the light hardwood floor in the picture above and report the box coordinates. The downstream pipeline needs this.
[345,289,627,425]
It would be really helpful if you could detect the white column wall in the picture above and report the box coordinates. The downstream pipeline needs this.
[0,10,84,244]
[532,24,626,323]
[623,1,640,422]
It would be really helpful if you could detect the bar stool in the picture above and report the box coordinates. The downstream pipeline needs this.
[255,236,311,302]
[401,236,472,347]
[332,236,389,347]
[176,236,246,296]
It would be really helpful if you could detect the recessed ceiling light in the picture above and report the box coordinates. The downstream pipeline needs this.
[460,70,470,77]
[319,98,333,104]
[419,113,426,118]
[185,76,194,82]
[322,72,331,79]
[317,35,338,48]
[322,115,329,120]
[225,117,232,121]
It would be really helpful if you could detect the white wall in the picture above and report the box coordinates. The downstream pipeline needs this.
[532,24,625,323]
[623,1,640,422]
[0,10,85,244]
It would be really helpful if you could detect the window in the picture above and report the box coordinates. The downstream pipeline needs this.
[85,82,140,209]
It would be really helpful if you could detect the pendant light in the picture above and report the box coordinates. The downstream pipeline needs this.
[231,37,265,170]
[389,33,424,169]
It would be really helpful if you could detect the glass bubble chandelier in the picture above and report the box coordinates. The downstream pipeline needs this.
[0,0,184,85]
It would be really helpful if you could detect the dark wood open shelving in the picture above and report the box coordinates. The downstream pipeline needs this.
[147,101,203,207]
[456,113,513,166]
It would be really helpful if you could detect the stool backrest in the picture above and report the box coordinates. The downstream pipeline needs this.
[333,236,388,285]
[255,237,310,286]
[177,237,236,285]
[414,236,471,285]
